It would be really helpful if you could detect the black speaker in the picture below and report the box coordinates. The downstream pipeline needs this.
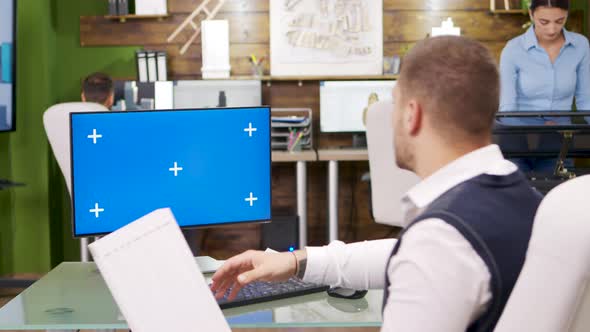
[261,216,299,252]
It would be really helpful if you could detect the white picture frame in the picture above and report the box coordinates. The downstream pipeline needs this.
[270,0,383,77]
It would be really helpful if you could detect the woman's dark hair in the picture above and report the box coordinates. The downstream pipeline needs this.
[530,0,569,12]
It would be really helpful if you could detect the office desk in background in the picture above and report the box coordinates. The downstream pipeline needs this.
[0,262,382,331]
[317,149,369,242]
[272,150,317,248]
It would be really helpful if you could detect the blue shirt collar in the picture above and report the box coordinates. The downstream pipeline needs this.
[563,28,576,47]
[524,26,576,50]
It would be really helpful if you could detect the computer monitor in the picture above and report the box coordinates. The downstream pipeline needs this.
[0,0,15,132]
[320,80,396,133]
[173,80,262,109]
[69,107,271,237]
[493,111,590,157]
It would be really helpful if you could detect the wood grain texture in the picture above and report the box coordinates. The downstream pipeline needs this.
[80,1,584,69]
[169,0,499,13]
[80,12,268,46]
[384,11,527,42]
[169,0,269,14]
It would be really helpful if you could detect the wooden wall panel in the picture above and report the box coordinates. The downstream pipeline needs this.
[169,0,494,14]
[81,10,528,45]
[169,0,269,14]
[384,11,526,41]
[158,43,270,77]
[170,0,506,13]
[141,40,509,79]
[80,12,268,46]
[81,1,586,76]
[78,0,585,253]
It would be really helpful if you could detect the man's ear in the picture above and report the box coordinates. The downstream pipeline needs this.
[405,99,423,136]
[106,93,114,109]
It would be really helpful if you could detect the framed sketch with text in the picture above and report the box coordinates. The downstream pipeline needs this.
[270,0,383,77]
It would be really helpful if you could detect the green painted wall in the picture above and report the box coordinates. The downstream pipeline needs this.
[49,0,138,265]
[1,0,57,275]
[0,0,137,275]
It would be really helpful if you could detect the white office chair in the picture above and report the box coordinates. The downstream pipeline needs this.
[43,102,109,262]
[494,175,590,332]
[365,101,420,227]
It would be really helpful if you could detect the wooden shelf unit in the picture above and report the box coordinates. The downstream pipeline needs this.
[104,14,169,23]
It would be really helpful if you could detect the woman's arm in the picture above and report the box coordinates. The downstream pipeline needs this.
[499,46,519,113]
[575,41,590,119]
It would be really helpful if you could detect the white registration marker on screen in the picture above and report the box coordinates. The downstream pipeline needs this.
[244,122,257,137]
[88,208,231,332]
[168,161,183,176]
[87,129,103,144]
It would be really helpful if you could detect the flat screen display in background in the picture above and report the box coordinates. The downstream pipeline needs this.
[320,80,396,133]
[0,0,15,132]
[173,80,262,109]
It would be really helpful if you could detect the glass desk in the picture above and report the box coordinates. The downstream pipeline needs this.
[0,262,382,330]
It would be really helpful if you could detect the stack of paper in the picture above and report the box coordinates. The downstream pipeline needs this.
[88,208,230,332]
[201,20,231,79]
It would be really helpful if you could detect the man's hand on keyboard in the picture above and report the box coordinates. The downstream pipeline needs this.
[210,250,296,301]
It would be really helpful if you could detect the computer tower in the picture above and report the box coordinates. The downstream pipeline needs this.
[261,216,299,252]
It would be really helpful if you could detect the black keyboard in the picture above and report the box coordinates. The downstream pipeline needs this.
[214,278,329,309]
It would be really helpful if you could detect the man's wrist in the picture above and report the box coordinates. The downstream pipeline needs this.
[293,249,307,279]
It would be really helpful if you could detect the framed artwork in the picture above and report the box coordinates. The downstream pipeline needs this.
[270,0,383,77]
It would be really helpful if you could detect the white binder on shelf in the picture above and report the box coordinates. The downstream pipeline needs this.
[88,208,231,332]
[136,51,148,82]
[157,51,168,81]
[146,51,158,82]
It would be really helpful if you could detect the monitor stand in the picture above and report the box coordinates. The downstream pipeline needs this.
[183,229,200,256]
[352,133,367,149]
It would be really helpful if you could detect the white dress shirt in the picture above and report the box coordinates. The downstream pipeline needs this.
[302,144,519,332]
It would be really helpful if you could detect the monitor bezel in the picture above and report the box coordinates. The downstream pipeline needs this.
[69,106,273,238]
[0,0,17,133]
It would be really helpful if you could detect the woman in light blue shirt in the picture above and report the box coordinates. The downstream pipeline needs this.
[499,0,590,172]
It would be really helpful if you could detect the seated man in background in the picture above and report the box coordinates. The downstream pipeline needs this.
[81,72,114,109]
[211,36,544,332]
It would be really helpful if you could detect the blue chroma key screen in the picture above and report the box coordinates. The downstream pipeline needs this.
[70,107,271,237]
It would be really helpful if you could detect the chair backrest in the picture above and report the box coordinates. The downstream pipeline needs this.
[365,101,420,227]
[43,102,109,194]
[495,175,590,332]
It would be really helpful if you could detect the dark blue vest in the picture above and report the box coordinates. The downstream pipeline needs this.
[382,171,542,332]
